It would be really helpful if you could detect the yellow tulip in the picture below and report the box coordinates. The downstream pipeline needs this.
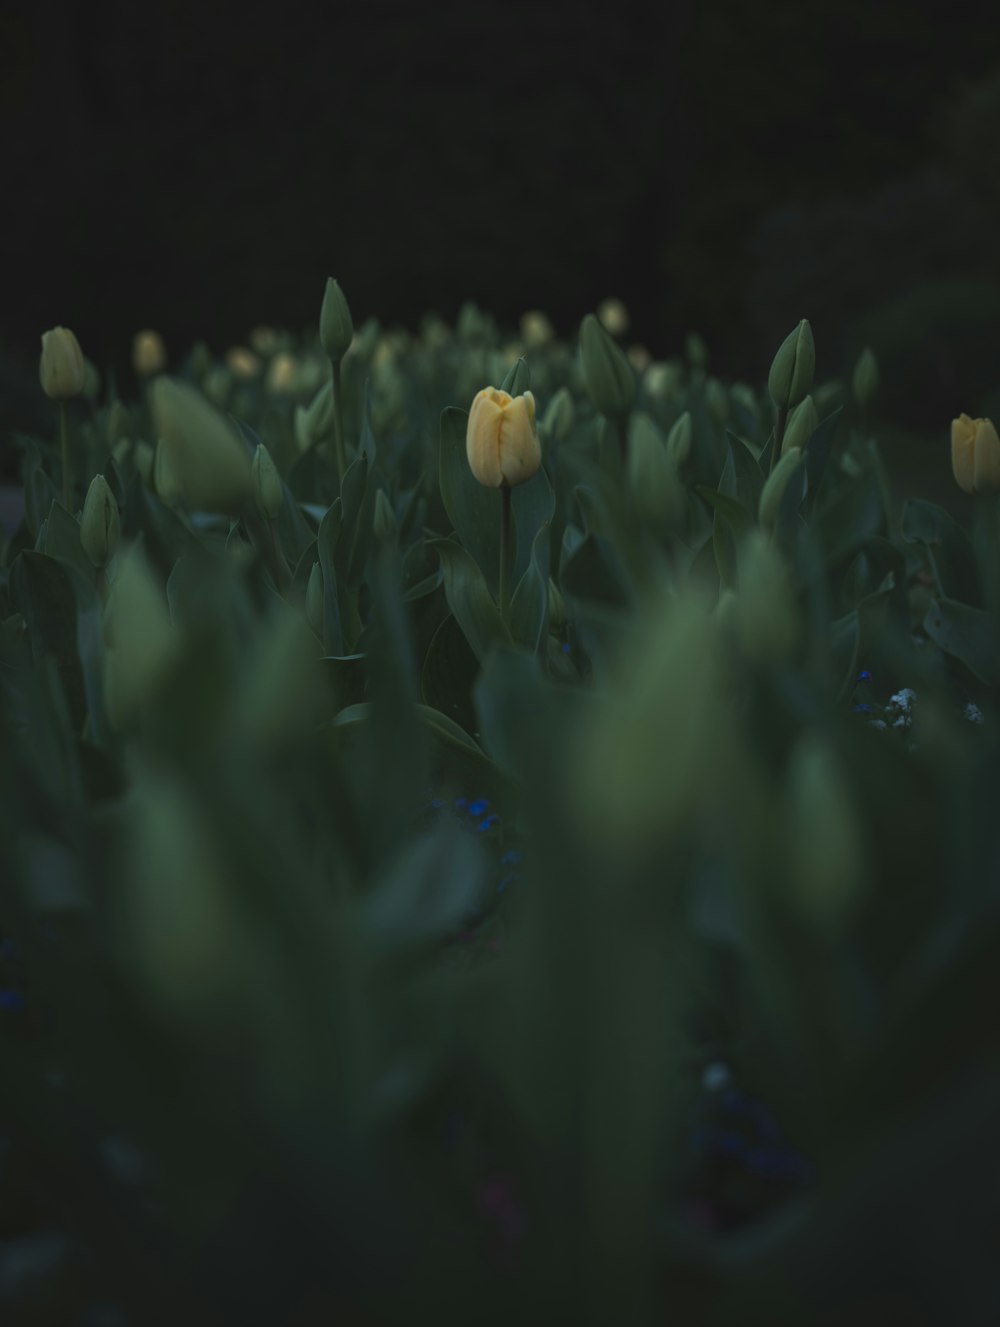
[466,387,541,488]
[132,329,167,378]
[951,413,1000,494]
[39,326,85,399]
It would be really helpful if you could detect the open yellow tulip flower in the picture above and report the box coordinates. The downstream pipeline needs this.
[951,413,1000,494]
[466,387,541,488]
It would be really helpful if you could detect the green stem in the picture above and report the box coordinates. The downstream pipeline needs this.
[768,403,788,477]
[499,482,512,624]
[59,402,72,510]
[331,359,348,483]
[245,510,291,597]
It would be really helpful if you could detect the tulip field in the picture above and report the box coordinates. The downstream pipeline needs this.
[1,282,999,1325]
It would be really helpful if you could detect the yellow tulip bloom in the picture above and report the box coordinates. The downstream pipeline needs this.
[951,414,1000,494]
[466,387,541,488]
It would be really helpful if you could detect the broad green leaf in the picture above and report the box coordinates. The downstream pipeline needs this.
[438,406,501,595]
[429,537,511,664]
[509,522,551,653]
[923,596,1000,685]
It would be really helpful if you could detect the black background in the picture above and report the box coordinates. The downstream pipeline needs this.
[4,0,1000,447]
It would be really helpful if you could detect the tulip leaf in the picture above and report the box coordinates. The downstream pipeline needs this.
[438,406,501,596]
[9,550,86,731]
[922,596,1000,686]
[290,537,319,602]
[421,612,480,739]
[359,376,377,467]
[800,405,843,512]
[43,501,95,587]
[509,522,551,654]
[722,431,765,513]
[499,357,530,396]
[317,498,344,655]
[813,468,885,566]
[561,532,631,608]
[511,464,555,585]
[695,486,754,540]
[429,537,511,665]
[22,438,58,539]
[901,499,981,606]
[713,508,739,591]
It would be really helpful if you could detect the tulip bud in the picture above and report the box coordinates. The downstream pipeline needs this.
[759,446,805,532]
[80,474,120,568]
[520,310,554,350]
[644,360,684,402]
[784,733,866,931]
[705,378,729,427]
[951,413,1000,494]
[466,387,541,489]
[189,341,213,383]
[627,344,652,373]
[665,411,693,468]
[225,346,261,380]
[106,399,131,447]
[733,531,799,663]
[112,438,130,467]
[597,297,629,337]
[768,319,815,412]
[152,440,184,507]
[251,444,283,521]
[39,326,86,400]
[500,356,530,398]
[249,325,279,356]
[627,414,685,529]
[851,347,878,411]
[374,488,397,543]
[294,381,333,454]
[320,277,354,363]
[685,331,709,369]
[102,545,181,731]
[542,387,575,442]
[781,394,819,456]
[132,329,167,378]
[266,352,298,395]
[150,377,253,513]
[202,365,231,408]
[579,313,636,420]
[305,562,324,638]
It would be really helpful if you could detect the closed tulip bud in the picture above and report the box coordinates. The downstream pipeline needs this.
[251,444,283,520]
[759,446,805,531]
[294,380,333,453]
[106,399,131,446]
[266,352,298,394]
[733,530,800,664]
[768,319,815,411]
[102,545,181,730]
[202,365,231,408]
[542,387,575,442]
[665,411,693,468]
[579,313,636,420]
[500,356,530,398]
[132,329,167,378]
[249,325,279,356]
[685,331,709,368]
[466,387,541,488]
[628,413,685,528]
[597,297,629,337]
[80,474,120,567]
[373,488,397,542]
[82,358,101,401]
[627,344,652,373]
[134,441,154,484]
[951,413,1000,494]
[305,562,324,638]
[520,310,554,350]
[225,346,261,379]
[152,439,184,507]
[111,438,130,466]
[785,733,866,930]
[39,326,85,399]
[705,378,729,427]
[319,277,354,363]
[851,347,879,410]
[644,360,684,402]
[150,377,253,513]
[781,394,819,456]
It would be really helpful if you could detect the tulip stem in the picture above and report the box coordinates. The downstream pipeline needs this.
[499,483,512,624]
[58,402,73,510]
[330,359,348,483]
[769,405,788,476]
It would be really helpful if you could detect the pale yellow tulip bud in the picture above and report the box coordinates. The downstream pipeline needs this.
[951,413,1000,494]
[150,377,253,513]
[248,325,279,356]
[132,329,167,378]
[225,346,261,380]
[466,387,541,489]
[266,352,298,394]
[80,474,120,568]
[520,310,554,350]
[39,326,85,399]
[597,297,629,338]
[627,344,652,373]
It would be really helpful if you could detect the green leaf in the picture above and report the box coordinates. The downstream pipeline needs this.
[813,468,885,565]
[695,485,754,540]
[509,521,551,653]
[43,501,94,587]
[22,439,58,538]
[421,612,481,738]
[722,431,765,513]
[901,499,981,605]
[922,597,1000,685]
[511,463,555,584]
[801,405,844,512]
[317,498,344,655]
[9,551,86,730]
[438,406,501,595]
[713,508,739,590]
[429,537,511,664]
[319,653,367,711]
[561,533,631,608]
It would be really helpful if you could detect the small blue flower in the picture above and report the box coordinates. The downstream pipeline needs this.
[562,642,571,655]
[500,850,523,867]
[852,703,872,714]
[857,669,872,682]
[477,814,500,833]
[468,798,489,817]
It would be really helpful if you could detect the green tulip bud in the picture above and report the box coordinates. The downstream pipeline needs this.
[500,356,530,398]
[39,326,85,400]
[374,488,397,542]
[80,474,120,567]
[768,319,815,412]
[851,347,879,411]
[781,394,819,457]
[579,312,636,420]
[319,277,354,363]
[150,377,253,513]
[457,301,487,343]
[733,530,799,664]
[784,733,866,931]
[152,439,183,507]
[758,446,806,532]
[685,331,709,368]
[627,414,685,529]
[542,386,575,442]
[102,545,181,731]
[665,411,693,468]
[305,562,324,639]
[111,438,130,467]
[294,381,334,454]
[251,443,283,521]
[644,360,684,402]
[705,378,728,427]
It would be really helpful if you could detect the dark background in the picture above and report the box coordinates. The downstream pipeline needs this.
[4,0,1000,476]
